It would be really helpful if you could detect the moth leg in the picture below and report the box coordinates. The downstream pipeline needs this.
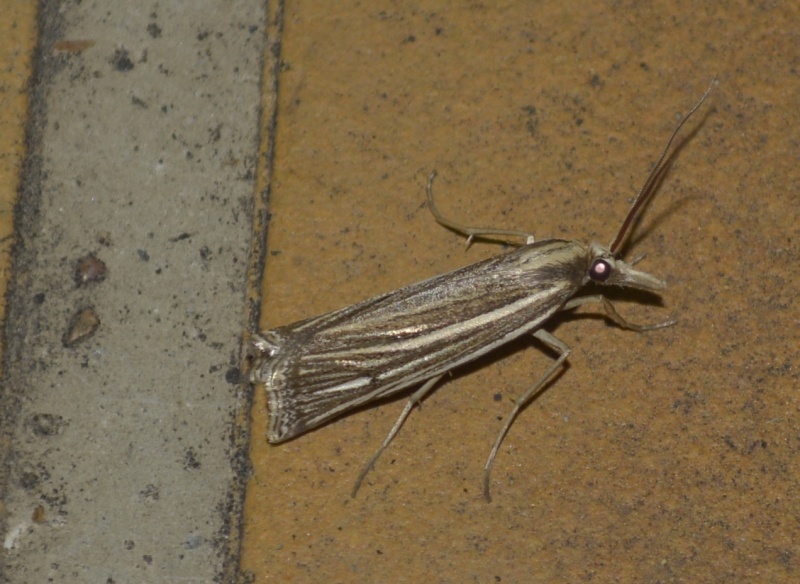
[352,373,444,498]
[483,329,570,503]
[426,171,536,248]
[564,295,676,331]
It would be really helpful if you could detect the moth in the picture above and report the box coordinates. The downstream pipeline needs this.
[250,82,713,501]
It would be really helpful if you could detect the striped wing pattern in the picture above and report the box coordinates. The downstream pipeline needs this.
[252,239,588,442]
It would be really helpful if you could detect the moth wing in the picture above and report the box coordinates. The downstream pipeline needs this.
[251,240,585,442]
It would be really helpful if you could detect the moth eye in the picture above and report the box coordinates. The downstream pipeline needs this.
[589,258,612,282]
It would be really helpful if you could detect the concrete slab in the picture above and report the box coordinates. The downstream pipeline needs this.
[1,2,270,581]
[1,1,798,582]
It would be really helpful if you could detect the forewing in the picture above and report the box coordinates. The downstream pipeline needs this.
[252,239,586,441]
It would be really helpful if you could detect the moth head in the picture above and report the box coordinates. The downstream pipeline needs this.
[593,81,713,293]
[587,242,665,291]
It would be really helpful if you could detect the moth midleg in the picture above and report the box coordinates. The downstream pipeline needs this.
[426,171,536,247]
[483,296,676,500]
[352,373,445,497]
[483,328,571,502]
[564,295,675,332]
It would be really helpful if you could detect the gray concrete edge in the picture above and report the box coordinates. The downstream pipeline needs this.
[0,1,282,581]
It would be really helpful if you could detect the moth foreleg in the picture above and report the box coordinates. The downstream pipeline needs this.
[483,329,571,503]
[352,373,445,498]
[564,295,676,332]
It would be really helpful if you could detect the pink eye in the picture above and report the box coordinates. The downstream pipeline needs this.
[589,259,612,282]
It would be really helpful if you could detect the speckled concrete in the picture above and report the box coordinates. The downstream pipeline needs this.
[0,2,269,581]
[1,1,798,583]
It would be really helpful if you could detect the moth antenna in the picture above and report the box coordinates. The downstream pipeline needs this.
[609,79,716,255]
